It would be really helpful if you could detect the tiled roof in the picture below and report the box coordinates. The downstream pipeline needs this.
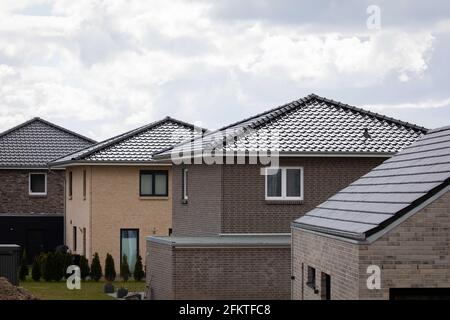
[154,94,427,159]
[50,117,203,165]
[0,117,95,168]
[293,125,450,241]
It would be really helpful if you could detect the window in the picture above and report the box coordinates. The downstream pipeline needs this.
[83,170,86,200]
[321,272,331,300]
[82,227,86,257]
[73,226,77,252]
[182,168,188,200]
[140,170,168,196]
[68,171,73,199]
[265,167,303,200]
[307,266,316,289]
[29,173,47,196]
[121,229,139,273]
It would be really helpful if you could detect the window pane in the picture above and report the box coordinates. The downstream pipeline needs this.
[30,174,45,193]
[267,169,281,197]
[121,230,138,273]
[287,169,301,197]
[140,174,153,195]
[155,173,167,195]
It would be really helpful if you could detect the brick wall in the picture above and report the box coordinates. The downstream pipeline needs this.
[292,189,450,300]
[222,157,384,233]
[292,228,360,300]
[0,169,64,214]
[359,189,450,299]
[147,241,174,299]
[172,164,222,236]
[147,239,291,300]
[171,157,384,235]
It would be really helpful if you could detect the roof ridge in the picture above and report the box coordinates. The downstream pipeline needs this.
[0,117,96,143]
[53,116,203,162]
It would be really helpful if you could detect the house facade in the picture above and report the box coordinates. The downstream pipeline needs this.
[50,117,202,270]
[292,125,450,300]
[147,94,426,299]
[0,118,95,261]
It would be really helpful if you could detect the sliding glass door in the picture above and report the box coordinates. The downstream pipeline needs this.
[120,229,139,273]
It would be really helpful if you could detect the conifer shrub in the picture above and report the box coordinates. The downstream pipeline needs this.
[90,252,102,282]
[133,255,145,281]
[104,253,116,282]
[120,255,131,282]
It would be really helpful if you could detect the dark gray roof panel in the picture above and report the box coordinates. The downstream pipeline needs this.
[329,192,426,203]
[294,125,450,240]
[307,208,393,225]
[0,118,95,168]
[318,200,409,214]
[154,94,426,158]
[50,117,201,165]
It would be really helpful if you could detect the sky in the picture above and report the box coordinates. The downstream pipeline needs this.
[0,0,449,141]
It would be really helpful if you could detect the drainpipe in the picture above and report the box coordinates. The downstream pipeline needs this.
[290,229,293,300]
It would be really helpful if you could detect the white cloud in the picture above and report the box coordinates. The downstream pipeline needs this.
[0,0,444,139]
[364,97,450,110]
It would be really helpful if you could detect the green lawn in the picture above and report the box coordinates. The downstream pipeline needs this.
[20,278,146,300]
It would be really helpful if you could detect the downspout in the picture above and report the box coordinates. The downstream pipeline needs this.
[89,166,93,260]
[290,229,293,300]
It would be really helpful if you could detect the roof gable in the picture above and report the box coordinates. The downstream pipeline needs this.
[50,117,203,165]
[293,125,450,241]
[154,94,427,158]
[0,117,95,168]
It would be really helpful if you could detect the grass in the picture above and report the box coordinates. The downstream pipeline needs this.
[20,277,146,300]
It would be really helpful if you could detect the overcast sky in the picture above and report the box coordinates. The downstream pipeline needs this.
[0,1,449,141]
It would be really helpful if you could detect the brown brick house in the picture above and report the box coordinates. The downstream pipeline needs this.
[147,94,426,299]
[292,125,450,300]
[49,117,203,270]
[0,118,95,261]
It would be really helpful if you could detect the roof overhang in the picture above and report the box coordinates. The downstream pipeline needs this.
[152,151,394,162]
[147,234,291,249]
[0,166,64,170]
[49,160,173,169]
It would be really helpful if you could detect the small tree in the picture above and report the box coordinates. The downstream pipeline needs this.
[104,253,116,282]
[19,250,29,281]
[90,253,102,282]
[53,251,65,281]
[63,253,73,279]
[31,256,41,281]
[42,252,55,281]
[133,255,145,281]
[120,254,130,282]
[79,256,90,280]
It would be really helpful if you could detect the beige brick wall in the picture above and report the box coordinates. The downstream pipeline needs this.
[66,167,91,258]
[292,228,360,300]
[66,165,173,269]
[359,189,450,299]
[292,189,450,300]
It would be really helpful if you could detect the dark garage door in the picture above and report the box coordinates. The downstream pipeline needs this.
[390,288,450,300]
[0,216,63,262]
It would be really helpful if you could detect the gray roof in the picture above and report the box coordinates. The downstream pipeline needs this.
[154,94,427,159]
[0,117,95,168]
[293,125,450,241]
[147,234,291,247]
[50,117,204,166]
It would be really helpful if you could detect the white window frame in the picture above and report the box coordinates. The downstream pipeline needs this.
[182,168,188,200]
[264,166,304,201]
[29,172,47,196]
